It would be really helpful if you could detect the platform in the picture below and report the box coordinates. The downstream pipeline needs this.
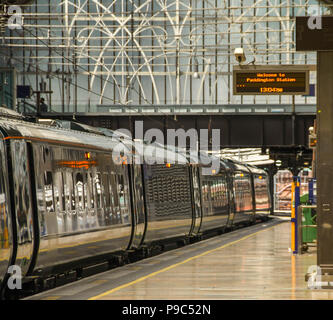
[25,218,331,300]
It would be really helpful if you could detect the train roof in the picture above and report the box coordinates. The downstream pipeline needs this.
[0,117,188,164]
[0,118,121,151]
[245,164,268,175]
[0,117,268,172]
[222,158,251,172]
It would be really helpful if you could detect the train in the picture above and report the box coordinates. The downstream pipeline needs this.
[0,113,271,298]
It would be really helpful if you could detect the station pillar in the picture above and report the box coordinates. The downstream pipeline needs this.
[317,51,333,275]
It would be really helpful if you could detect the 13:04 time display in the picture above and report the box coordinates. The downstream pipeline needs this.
[260,87,283,93]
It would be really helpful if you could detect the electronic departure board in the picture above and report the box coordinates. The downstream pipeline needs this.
[233,66,310,95]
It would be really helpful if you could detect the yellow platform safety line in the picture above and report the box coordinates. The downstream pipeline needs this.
[88,223,280,300]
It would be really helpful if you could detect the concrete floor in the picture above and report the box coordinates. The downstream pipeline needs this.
[26,218,333,300]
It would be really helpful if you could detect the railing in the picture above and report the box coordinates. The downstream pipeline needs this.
[94,104,317,115]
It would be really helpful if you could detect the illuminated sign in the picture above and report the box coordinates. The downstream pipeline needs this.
[233,66,310,95]
[57,160,97,169]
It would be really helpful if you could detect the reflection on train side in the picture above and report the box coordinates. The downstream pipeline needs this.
[234,172,253,212]
[34,145,131,237]
[254,175,270,210]
[0,139,11,286]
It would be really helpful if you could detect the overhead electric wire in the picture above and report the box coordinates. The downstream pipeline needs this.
[0,36,185,131]
[20,25,185,124]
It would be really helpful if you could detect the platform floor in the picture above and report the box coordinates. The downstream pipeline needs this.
[25,218,333,300]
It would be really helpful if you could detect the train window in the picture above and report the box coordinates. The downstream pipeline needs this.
[64,171,75,211]
[118,174,127,209]
[234,173,253,212]
[88,172,95,209]
[33,145,46,234]
[75,172,84,211]
[103,173,111,208]
[61,172,65,212]
[95,173,102,209]
[254,175,269,209]
[70,173,75,211]
[42,147,49,163]
[53,171,63,213]
[118,171,130,223]
[200,174,229,216]
[63,173,69,211]
[83,173,88,209]
[44,171,54,213]
[110,173,119,208]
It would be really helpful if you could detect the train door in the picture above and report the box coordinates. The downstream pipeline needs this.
[189,166,202,235]
[248,170,257,223]
[9,140,38,278]
[0,137,12,289]
[226,173,235,228]
[130,164,146,249]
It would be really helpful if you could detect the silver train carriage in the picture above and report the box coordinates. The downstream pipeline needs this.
[0,118,271,293]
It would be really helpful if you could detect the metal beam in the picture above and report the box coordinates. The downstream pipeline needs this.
[37,112,315,149]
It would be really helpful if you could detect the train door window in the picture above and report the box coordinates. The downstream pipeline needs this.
[44,171,54,213]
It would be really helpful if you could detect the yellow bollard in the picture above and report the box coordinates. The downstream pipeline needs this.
[291,180,296,253]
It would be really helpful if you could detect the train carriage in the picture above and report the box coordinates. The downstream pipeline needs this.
[0,116,272,297]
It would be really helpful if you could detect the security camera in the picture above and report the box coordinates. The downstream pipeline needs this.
[234,48,246,64]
